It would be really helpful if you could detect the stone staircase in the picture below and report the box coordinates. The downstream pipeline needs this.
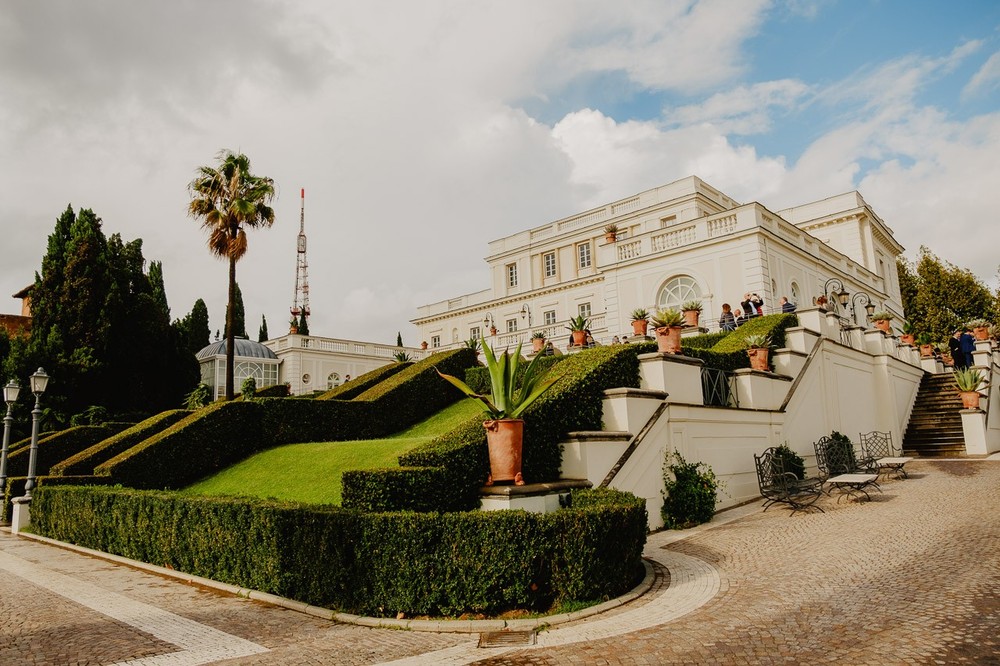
[903,372,967,457]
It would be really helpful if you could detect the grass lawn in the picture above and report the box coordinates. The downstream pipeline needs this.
[181,398,483,505]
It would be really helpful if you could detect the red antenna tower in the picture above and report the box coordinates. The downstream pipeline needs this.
[290,188,310,323]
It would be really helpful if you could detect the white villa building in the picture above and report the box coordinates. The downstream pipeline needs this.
[412,176,906,349]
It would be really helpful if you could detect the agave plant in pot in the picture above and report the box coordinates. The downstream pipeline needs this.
[630,308,650,337]
[437,339,562,486]
[744,333,772,372]
[870,311,893,334]
[954,367,988,409]
[681,300,703,328]
[651,308,684,353]
[916,332,933,357]
[967,318,991,341]
[530,330,547,353]
[566,314,590,347]
[900,321,916,346]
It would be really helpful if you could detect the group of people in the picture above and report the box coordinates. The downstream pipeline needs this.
[718,292,796,331]
[948,328,976,369]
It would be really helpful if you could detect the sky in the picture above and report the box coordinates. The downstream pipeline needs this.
[2,0,999,346]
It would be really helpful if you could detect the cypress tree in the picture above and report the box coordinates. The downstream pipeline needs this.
[258,314,269,342]
[225,283,247,339]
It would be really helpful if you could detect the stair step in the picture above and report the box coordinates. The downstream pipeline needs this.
[903,371,970,457]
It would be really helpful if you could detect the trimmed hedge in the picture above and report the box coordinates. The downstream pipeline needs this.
[50,410,193,477]
[4,424,131,478]
[344,345,641,512]
[315,361,412,401]
[681,330,731,349]
[710,313,799,352]
[631,340,750,372]
[32,484,646,617]
[253,384,291,398]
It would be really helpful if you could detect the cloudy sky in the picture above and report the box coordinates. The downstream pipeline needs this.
[2,0,999,345]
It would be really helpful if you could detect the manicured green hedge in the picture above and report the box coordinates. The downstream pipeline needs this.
[51,410,193,477]
[315,362,412,401]
[4,424,131,478]
[32,485,646,617]
[1,474,115,522]
[681,330,731,349]
[631,341,750,372]
[254,384,291,398]
[710,313,799,352]
[344,345,641,512]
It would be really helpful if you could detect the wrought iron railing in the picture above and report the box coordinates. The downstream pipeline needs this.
[701,367,739,407]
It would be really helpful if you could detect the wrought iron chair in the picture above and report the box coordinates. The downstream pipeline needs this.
[814,434,881,502]
[754,447,824,514]
[859,430,913,479]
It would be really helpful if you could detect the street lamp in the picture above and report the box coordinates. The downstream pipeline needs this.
[823,277,850,309]
[520,303,532,326]
[851,291,876,325]
[0,379,20,493]
[23,368,49,500]
[483,313,496,335]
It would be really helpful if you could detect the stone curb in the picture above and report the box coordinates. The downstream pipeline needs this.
[8,528,657,634]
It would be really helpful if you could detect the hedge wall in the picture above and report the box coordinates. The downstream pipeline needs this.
[32,485,646,617]
[315,361,412,401]
[343,345,641,512]
[4,424,132,479]
[710,313,799,352]
[51,410,193,477]
[630,340,750,372]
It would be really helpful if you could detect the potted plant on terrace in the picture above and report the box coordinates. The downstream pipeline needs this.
[916,332,933,357]
[870,311,893,334]
[566,314,590,347]
[651,308,684,354]
[531,330,547,353]
[630,308,650,337]
[900,321,916,346]
[681,300,703,328]
[967,318,991,341]
[604,223,619,243]
[744,333,772,372]
[463,336,481,358]
[288,316,299,335]
[437,339,562,486]
[954,367,988,409]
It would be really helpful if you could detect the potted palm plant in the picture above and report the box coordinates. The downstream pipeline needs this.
[288,316,299,334]
[631,308,650,337]
[900,321,916,346]
[651,308,684,353]
[566,314,590,347]
[916,332,933,357]
[968,318,991,341]
[437,339,562,485]
[744,333,772,372]
[870,311,893,334]
[681,300,703,328]
[954,367,988,409]
[604,223,619,243]
[531,330,547,353]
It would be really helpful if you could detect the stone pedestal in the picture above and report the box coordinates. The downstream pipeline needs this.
[783,327,821,354]
[561,431,632,486]
[638,353,704,404]
[10,496,30,534]
[479,479,591,514]
[959,409,992,455]
[732,368,793,410]
[602,387,667,432]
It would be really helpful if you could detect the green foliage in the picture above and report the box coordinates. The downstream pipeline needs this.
[954,367,987,392]
[870,311,893,321]
[69,405,109,427]
[772,443,806,480]
[566,314,591,332]
[742,333,771,349]
[253,383,290,398]
[241,376,257,401]
[393,351,412,363]
[681,330,730,350]
[297,310,310,336]
[437,339,562,419]
[823,431,857,475]
[531,331,547,339]
[4,423,131,479]
[258,314,269,342]
[710,313,798,353]
[630,308,649,322]
[661,451,719,529]
[314,362,412,400]
[225,283,248,339]
[396,331,403,347]
[898,247,996,342]
[462,337,481,352]
[650,308,683,327]
[463,355,564,395]
[176,298,211,354]
[32,485,646,617]
[681,300,703,312]
[184,383,212,409]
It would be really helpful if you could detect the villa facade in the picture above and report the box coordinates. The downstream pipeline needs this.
[412,176,906,349]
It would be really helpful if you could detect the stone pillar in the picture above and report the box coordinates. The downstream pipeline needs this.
[638,353,704,404]
[10,497,30,534]
[960,409,991,455]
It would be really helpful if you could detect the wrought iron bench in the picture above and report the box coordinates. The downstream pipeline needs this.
[754,447,824,514]
[859,430,913,479]
[814,434,881,502]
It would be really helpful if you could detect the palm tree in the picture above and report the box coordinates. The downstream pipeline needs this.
[188,150,275,400]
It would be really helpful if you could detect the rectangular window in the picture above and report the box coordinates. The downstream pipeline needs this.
[507,263,518,287]
[469,326,481,341]
[543,310,556,326]
[543,252,556,278]
[578,243,592,269]
[578,302,591,319]
[660,215,676,228]
[506,318,518,333]
[431,335,440,348]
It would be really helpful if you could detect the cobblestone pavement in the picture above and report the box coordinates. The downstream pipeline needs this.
[1,458,998,665]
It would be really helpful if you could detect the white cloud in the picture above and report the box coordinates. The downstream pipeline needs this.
[963,50,1000,99]
[663,80,811,134]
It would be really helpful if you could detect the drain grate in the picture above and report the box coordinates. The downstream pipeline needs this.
[477,630,537,648]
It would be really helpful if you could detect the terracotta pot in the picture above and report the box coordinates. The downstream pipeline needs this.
[532,337,545,353]
[490,327,498,336]
[973,326,990,341]
[874,319,891,333]
[632,319,649,336]
[420,341,428,350]
[289,326,298,335]
[682,310,700,328]
[900,333,915,345]
[960,391,981,410]
[484,419,525,485]
[919,344,933,357]
[571,330,587,347]
[605,232,617,243]
[654,326,682,354]
[747,347,770,372]
[942,355,954,367]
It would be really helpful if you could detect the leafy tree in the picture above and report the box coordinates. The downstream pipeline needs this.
[898,246,995,342]
[297,309,309,336]
[224,283,247,339]
[148,261,169,319]
[258,314,269,342]
[188,150,275,400]
[185,299,211,354]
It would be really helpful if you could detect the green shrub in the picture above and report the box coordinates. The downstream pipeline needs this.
[630,340,749,372]
[184,384,212,409]
[661,451,720,529]
[254,383,290,398]
[772,443,806,480]
[241,377,258,401]
[710,313,798,352]
[464,355,564,395]
[315,362,412,401]
[682,330,730,349]
[3,424,131,479]
[32,484,646,617]
[69,405,109,426]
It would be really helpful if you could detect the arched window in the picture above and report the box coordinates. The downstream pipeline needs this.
[656,275,702,311]
[790,281,800,303]
[327,372,341,389]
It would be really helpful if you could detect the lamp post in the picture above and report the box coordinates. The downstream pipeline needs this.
[520,303,532,327]
[850,292,876,325]
[0,379,20,493]
[483,313,496,335]
[823,277,850,310]
[23,368,49,500]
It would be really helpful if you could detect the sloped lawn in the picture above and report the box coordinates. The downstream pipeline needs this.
[181,399,482,505]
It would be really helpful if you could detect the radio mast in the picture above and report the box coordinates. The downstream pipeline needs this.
[290,188,310,327]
